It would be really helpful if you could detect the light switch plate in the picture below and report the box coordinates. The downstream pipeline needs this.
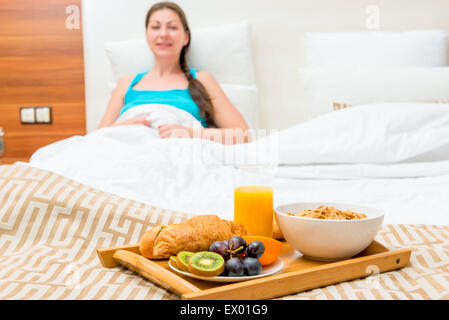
[35,106,52,124]
[20,107,35,124]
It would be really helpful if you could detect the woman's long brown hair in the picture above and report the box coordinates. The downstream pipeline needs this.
[145,2,215,127]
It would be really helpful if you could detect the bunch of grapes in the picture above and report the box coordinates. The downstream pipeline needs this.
[209,236,265,277]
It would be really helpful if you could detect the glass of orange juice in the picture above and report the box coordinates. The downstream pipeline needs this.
[234,186,273,237]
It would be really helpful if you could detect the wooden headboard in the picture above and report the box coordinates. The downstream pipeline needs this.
[0,0,86,164]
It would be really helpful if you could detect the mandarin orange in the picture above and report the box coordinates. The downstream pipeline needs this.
[243,235,282,266]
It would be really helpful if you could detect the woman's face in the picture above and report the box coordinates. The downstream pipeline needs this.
[146,8,189,60]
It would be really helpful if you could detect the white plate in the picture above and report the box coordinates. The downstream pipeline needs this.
[169,257,284,283]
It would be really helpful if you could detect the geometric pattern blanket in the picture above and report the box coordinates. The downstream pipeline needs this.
[1,164,448,299]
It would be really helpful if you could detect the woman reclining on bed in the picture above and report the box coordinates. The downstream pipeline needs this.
[98,1,251,145]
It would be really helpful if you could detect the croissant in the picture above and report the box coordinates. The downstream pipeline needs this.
[140,215,248,259]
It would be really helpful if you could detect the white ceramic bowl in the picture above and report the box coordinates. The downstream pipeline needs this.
[274,202,384,261]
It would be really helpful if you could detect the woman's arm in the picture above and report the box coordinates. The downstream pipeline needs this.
[97,75,150,129]
[158,73,252,144]
[196,71,252,144]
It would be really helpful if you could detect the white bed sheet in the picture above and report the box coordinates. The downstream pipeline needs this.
[274,165,449,225]
[21,155,449,225]
[23,102,449,226]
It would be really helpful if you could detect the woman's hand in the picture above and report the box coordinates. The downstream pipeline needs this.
[113,114,151,127]
[158,124,193,139]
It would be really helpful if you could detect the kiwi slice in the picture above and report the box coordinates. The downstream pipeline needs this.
[188,251,225,277]
[176,251,194,272]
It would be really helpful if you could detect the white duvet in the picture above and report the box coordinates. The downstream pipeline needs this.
[26,102,449,226]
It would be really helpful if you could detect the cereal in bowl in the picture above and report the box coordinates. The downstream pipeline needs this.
[288,205,367,220]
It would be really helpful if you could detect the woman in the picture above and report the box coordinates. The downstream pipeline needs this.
[98,1,251,145]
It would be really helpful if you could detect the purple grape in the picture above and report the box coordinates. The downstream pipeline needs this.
[209,241,221,253]
[225,257,244,276]
[209,241,230,259]
[242,257,262,276]
[245,241,265,259]
[228,236,246,254]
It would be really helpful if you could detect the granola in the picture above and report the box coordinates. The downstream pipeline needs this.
[287,205,367,220]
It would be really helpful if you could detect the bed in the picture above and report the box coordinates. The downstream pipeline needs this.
[1,27,449,300]
[1,101,449,300]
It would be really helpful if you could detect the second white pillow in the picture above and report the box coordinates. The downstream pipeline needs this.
[299,66,449,118]
[304,30,448,68]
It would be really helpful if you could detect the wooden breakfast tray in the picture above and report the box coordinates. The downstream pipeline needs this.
[96,240,411,300]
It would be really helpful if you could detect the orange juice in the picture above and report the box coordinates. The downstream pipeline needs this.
[234,186,273,237]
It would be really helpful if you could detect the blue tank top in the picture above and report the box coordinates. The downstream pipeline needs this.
[120,68,208,127]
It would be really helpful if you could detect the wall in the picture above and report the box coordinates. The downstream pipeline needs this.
[0,0,86,163]
[82,0,449,132]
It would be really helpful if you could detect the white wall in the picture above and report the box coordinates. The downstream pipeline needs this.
[82,0,449,132]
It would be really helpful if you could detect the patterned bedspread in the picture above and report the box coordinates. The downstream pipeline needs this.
[0,164,448,300]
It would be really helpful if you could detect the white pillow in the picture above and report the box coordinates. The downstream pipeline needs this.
[107,82,258,129]
[104,38,154,82]
[275,102,449,165]
[221,84,258,129]
[104,20,255,86]
[299,67,449,118]
[188,21,255,86]
[305,30,448,68]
